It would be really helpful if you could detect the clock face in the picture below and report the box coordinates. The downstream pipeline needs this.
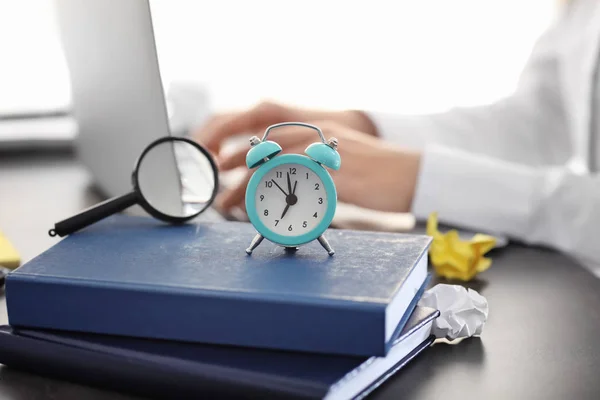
[254,163,328,237]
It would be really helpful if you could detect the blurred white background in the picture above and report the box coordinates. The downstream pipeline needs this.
[0,0,557,118]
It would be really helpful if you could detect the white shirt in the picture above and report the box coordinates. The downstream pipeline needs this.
[367,0,600,276]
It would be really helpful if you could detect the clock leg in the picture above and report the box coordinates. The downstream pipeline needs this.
[318,235,335,256]
[246,234,264,255]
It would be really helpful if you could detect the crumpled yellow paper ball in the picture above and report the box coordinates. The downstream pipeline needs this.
[426,212,496,281]
[0,230,20,269]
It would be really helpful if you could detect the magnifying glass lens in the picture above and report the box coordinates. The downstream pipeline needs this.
[136,139,217,219]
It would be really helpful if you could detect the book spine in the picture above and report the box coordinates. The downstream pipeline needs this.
[6,275,386,356]
[0,329,325,400]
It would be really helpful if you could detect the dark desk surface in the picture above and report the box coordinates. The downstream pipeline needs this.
[1,151,600,400]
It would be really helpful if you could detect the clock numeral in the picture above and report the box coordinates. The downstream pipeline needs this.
[260,195,264,201]
[303,221,307,228]
[313,212,318,218]
[288,225,293,231]
[276,171,282,178]
[289,168,296,175]
[266,181,273,188]
[318,197,323,204]
[314,183,320,190]
[306,172,309,179]
[275,219,279,226]
[264,209,269,216]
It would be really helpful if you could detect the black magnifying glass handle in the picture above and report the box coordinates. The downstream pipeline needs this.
[49,191,139,237]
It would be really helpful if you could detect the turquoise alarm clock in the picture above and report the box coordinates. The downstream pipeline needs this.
[244,122,341,255]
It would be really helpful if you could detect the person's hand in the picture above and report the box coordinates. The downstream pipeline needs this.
[215,120,421,214]
[193,101,378,155]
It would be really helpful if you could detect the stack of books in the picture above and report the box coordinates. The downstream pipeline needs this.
[1,215,437,399]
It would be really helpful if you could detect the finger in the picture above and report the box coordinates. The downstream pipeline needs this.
[217,147,249,171]
[218,170,253,211]
[192,113,234,149]
[196,102,287,153]
[205,111,257,152]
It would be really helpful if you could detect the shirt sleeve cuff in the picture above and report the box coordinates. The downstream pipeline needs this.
[362,110,443,150]
[411,144,539,238]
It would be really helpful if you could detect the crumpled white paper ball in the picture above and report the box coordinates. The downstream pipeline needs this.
[418,284,488,340]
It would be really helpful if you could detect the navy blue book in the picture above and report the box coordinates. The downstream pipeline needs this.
[0,307,438,400]
[6,215,431,356]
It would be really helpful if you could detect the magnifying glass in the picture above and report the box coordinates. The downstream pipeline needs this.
[49,136,219,237]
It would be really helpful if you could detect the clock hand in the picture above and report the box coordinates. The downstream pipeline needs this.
[281,203,290,219]
[271,179,288,196]
[287,172,292,195]
[281,180,298,220]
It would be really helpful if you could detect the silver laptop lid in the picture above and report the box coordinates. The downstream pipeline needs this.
[54,0,171,198]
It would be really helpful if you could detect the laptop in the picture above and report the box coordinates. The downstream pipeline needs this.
[54,0,188,197]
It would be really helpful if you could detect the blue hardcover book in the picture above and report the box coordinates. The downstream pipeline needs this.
[0,307,438,399]
[6,215,431,356]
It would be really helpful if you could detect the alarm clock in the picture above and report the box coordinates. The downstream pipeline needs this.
[244,122,341,255]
